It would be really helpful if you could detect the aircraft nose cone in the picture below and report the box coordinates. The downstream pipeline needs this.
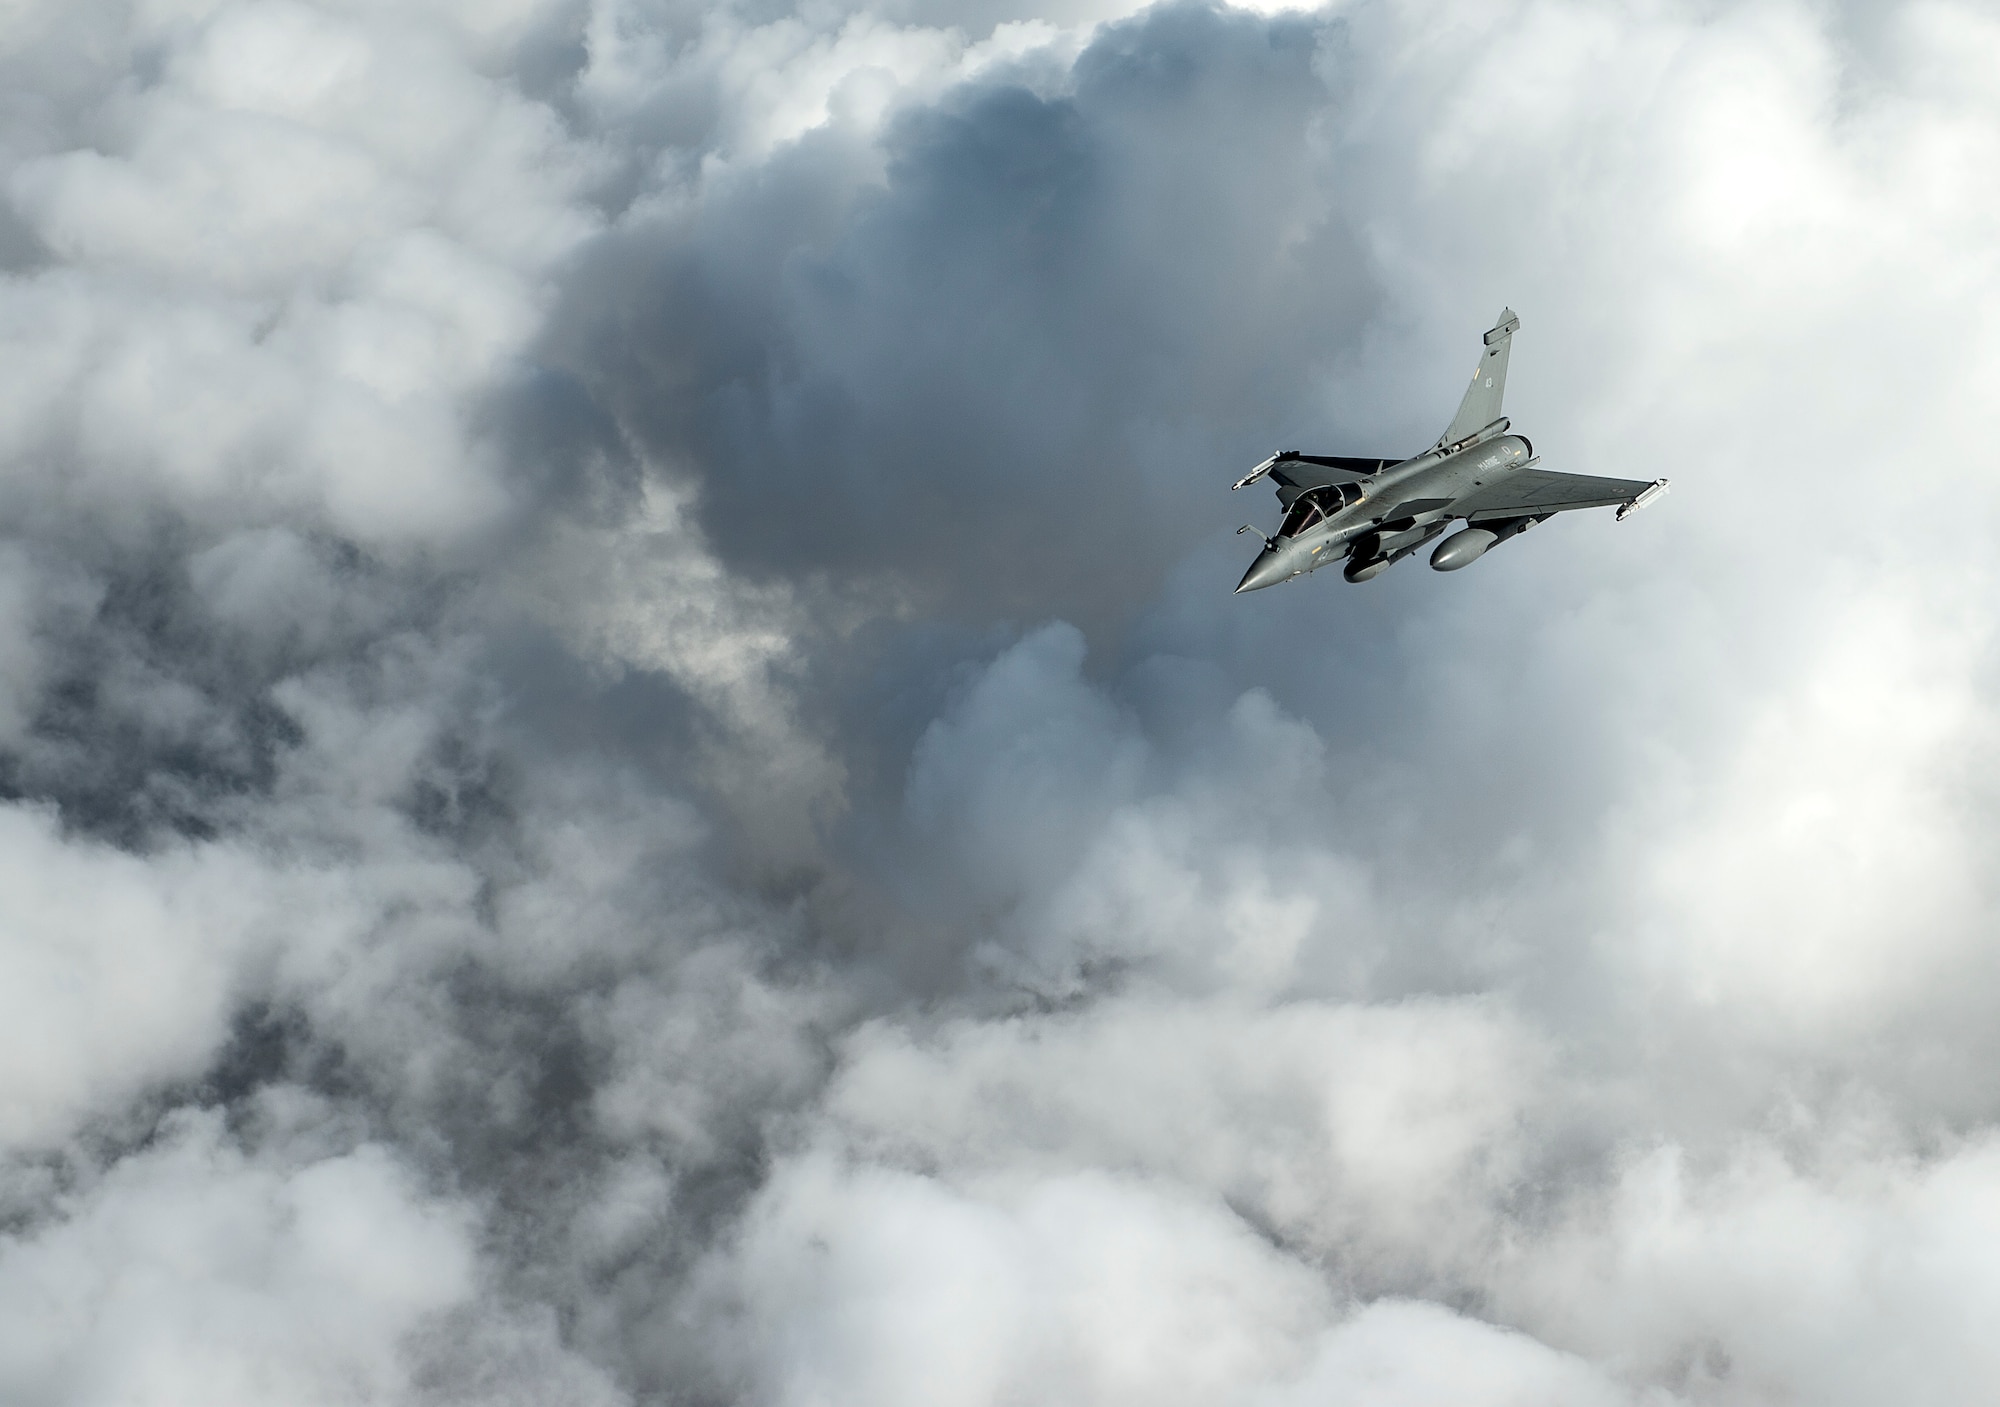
[1235,548,1287,593]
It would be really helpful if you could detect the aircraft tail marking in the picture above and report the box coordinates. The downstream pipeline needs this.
[1440,308,1518,447]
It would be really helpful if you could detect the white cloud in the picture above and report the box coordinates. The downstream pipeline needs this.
[826,994,1546,1281]
[0,1111,476,1407]
[1503,1134,2000,1407]
[1622,582,2000,1033]
[0,807,300,1148]
[711,1156,1338,1407]
[1259,1299,1641,1407]
[1,0,595,546]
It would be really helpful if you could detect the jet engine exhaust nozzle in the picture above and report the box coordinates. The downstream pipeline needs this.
[1430,527,1498,572]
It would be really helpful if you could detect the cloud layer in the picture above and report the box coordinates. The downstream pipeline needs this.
[2,0,1999,1402]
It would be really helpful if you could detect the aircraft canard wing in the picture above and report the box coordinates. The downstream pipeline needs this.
[1439,308,1519,446]
[1454,467,1656,522]
[1290,454,1401,477]
[1269,455,1401,507]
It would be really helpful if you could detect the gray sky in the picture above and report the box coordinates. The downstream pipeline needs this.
[2,0,1998,1402]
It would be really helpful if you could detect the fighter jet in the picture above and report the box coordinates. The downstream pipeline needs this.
[1231,309,1667,592]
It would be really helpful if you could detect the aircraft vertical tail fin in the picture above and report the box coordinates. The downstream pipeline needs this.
[1439,308,1519,446]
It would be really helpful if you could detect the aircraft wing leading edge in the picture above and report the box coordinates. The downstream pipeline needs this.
[1268,456,1403,508]
[1455,467,1655,521]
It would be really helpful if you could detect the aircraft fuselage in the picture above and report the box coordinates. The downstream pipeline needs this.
[1235,433,1535,593]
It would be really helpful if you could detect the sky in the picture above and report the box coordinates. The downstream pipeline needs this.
[0,0,1998,1402]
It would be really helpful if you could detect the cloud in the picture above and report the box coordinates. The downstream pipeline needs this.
[1260,1299,1640,1407]
[1,0,595,546]
[554,0,1378,621]
[1503,1133,2000,1407]
[0,1109,478,1405]
[706,1156,1340,1407]
[1,0,1999,1402]
[824,993,1547,1282]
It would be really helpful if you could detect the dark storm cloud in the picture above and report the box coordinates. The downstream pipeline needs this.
[552,1,1382,624]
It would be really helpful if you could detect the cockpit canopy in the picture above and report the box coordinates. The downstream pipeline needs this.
[1279,483,1362,538]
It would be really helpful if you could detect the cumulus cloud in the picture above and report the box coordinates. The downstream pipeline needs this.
[2,0,1999,1402]
[0,1110,476,1404]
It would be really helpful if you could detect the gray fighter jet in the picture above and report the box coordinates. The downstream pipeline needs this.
[1231,309,1667,592]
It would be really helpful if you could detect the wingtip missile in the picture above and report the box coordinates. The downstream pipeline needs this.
[1616,478,1670,521]
[1231,451,1297,491]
